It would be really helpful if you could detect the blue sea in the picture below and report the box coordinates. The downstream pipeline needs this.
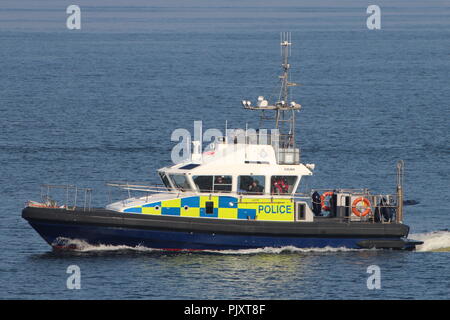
[0,0,449,300]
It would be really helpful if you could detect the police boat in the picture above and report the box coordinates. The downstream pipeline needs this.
[22,34,423,251]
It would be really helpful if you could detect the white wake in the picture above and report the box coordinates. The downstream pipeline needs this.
[52,238,361,254]
[53,238,160,253]
[52,231,450,254]
[203,246,362,255]
[409,230,450,252]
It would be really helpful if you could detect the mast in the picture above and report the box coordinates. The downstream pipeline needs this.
[276,31,298,149]
[241,32,301,164]
[396,160,404,223]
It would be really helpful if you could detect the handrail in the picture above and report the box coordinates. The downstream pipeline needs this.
[310,188,370,194]
[30,183,397,225]
[106,182,397,224]
[106,181,310,199]
[33,184,93,211]
[326,193,398,224]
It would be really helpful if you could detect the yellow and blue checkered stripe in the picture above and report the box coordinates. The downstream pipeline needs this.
[124,196,294,221]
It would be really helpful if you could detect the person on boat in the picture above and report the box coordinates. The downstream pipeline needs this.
[248,180,263,194]
[374,197,393,222]
[215,176,224,184]
[311,191,322,216]
[288,134,294,148]
[214,176,229,192]
[328,191,336,217]
[272,177,289,194]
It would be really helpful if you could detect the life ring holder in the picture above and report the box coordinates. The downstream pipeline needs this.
[320,191,334,211]
[352,197,372,217]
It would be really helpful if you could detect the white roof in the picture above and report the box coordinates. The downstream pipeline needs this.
[160,142,314,177]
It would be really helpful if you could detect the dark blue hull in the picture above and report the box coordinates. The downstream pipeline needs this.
[22,207,421,251]
[28,220,412,251]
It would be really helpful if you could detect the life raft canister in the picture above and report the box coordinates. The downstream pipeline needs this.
[320,191,334,211]
[26,200,59,208]
[352,197,372,217]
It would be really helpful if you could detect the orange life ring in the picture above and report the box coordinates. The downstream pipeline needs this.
[320,191,334,211]
[352,197,372,217]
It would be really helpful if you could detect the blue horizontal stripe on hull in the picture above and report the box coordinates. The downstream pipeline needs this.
[28,221,400,250]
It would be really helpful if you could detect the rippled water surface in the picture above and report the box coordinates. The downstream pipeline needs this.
[0,0,449,299]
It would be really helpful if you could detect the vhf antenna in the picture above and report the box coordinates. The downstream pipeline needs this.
[279,32,296,106]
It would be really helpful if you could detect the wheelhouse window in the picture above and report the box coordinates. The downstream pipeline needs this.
[270,176,298,194]
[193,175,232,193]
[158,172,173,190]
[213,176,232,193]
[296,176,311,195]
[169,174,192,192]
[193,176,213,192]
[238,175,265,195]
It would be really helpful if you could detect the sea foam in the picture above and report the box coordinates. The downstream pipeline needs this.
[409,230,450,252]
[52,231,450,254]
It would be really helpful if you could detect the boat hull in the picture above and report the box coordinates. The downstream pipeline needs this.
[22,207,421,251]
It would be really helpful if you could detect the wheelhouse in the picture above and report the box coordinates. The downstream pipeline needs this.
[159,172,303,196]
[157,154,312,197]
